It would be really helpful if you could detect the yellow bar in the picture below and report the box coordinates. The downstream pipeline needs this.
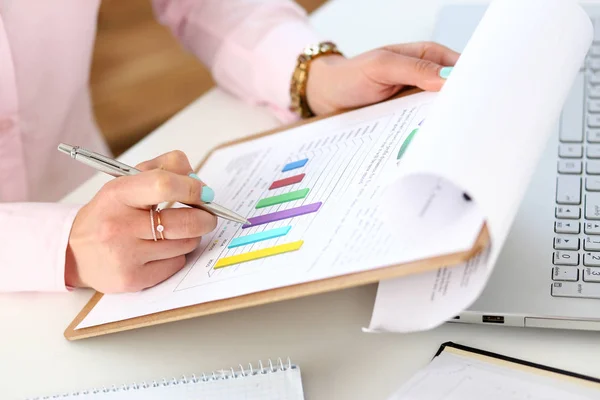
[215,240,304,269]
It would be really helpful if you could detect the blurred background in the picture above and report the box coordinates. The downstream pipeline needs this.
[91,0,325,157]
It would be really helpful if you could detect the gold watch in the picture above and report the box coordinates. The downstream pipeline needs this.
[289,41,343,119]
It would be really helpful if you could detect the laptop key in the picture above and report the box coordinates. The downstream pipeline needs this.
[590,59,600,71]
[587,160,600,174]
[587,129,600,142]
[591,73,600,85]
[559,144,583,158]
[552,266,578,281]
[553,251,579,266]
[590,100,600,113]
[590,85,600,99]
[591,83,600,98]
[585,193,600,219]
[555,206,580,219]
[556,176,581,205]
[584,237,600,251]
[558,160,582,174]
[587,144,600,158]
[590,58,600,70]
[584,252,600,266]
[586,177,600,191]
[554,236,579,250]
[555,221,580,234]
[589,114,600,127]
[552,282,600,299]
[560,72,584,143]
[585,221,600,235]
[583,267,600,282]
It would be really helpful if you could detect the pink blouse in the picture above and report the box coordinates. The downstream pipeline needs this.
[0,0,319,292]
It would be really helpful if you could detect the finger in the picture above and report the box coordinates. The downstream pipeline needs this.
[370,52,448,92]
[108,169,215,209]
[135,255,187,290]
[135,150,194,175]
[383,42,460,66]
[132,207,217,240]
[137,236,201,263]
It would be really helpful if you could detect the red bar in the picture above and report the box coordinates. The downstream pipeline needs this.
[269,173,305,190]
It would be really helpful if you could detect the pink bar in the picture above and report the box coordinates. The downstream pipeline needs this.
[269,173,305,190]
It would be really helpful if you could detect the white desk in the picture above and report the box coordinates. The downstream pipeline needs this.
[2,0,600,398]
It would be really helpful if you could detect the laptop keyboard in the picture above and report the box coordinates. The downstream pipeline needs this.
[553,40,600,300]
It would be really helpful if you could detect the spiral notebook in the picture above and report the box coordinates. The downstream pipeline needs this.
[28,358,304,400]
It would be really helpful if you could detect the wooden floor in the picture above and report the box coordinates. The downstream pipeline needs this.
[91,0,325,156]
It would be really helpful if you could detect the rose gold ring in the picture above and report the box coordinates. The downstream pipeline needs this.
[149,207,158,242]
[155,208,165,240]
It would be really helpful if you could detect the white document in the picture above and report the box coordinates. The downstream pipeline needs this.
[77,91,483,329]
[387,347,600,400]
[366,0,592,332]
[76,0,590,330]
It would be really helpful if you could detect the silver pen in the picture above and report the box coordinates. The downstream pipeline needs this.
[58,143,250,225]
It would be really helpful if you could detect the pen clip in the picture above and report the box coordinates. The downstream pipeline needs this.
[67,144,137,176]
[90,153,137,175]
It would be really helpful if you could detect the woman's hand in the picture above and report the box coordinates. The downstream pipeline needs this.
[306,42,460,115]
[65,151,217,293]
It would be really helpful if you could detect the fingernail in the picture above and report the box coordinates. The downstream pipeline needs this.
[201,186,215,203]
[439,66,453,79]
[189,173,215,202]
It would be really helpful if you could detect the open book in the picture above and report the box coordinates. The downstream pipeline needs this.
[386,342,600,399]
[65,0,591,339]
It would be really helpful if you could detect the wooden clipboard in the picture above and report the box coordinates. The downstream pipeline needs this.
[64,88,490,340]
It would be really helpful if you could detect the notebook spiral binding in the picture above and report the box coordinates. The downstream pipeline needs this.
[29,357,295,399]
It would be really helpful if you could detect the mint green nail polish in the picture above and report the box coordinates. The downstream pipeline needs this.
[201,186,215,203]
[439,66,453,79]
[189,173,215,202]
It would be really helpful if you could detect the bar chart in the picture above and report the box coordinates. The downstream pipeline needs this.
[214,158,319,268]
[175,124,376,290]
[75,92,446,329]
[171,96,430,292]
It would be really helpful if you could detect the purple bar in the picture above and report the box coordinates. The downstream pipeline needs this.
[242,202,322,228]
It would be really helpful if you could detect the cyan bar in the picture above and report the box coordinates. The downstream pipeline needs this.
[228,226,292,248]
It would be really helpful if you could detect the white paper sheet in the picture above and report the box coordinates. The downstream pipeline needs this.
[76,0,591,331]
[77,92,484,329]
[367,0,592,332]
[386,348,600,400]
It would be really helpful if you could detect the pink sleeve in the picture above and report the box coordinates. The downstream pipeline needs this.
[0,203,80,292]
[151,0,322,122]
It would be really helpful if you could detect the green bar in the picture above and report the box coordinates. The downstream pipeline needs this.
[256,188,310,209]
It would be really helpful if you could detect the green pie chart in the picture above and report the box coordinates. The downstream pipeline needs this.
[397,128,418,160]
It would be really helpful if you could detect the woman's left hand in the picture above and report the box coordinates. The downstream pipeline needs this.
[305,41,460,116]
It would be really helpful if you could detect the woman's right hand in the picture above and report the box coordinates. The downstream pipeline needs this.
[65,150,217,293]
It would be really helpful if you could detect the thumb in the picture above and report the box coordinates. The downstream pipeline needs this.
[372,51,452,92]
